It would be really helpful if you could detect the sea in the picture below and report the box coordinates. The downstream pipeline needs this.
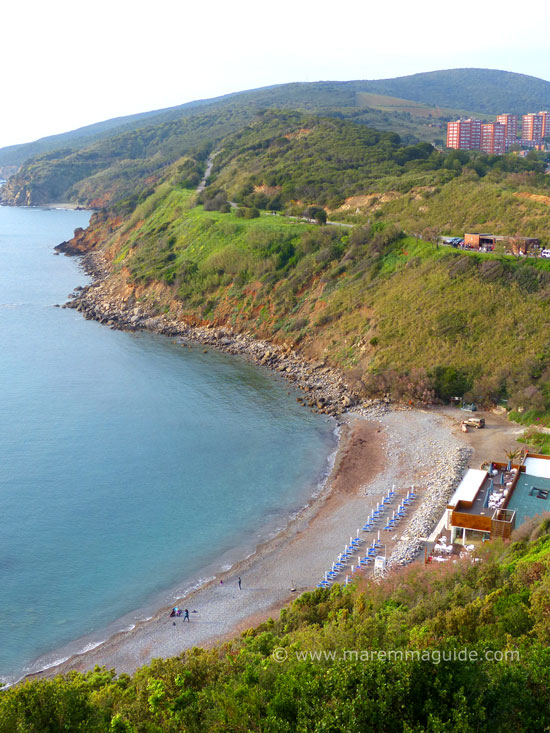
[0,205,336,685]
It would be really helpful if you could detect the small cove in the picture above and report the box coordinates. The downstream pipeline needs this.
[0,206,336,683]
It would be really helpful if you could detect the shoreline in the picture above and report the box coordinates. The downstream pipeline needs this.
[11,241,368,685]
[18,246,475,683]
[25,413,380,680]
[25,405,479,682]
[58,248,362,419]
[12,418,341,686]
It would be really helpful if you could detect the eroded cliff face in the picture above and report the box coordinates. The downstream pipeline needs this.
[0,178,36,206]
[55,211,121,255]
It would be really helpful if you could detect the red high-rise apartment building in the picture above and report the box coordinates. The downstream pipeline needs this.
[481,123,506,155]
[496,114,518,141]
[539,111,550,139]
[522,113,544,141]
[446,119,482,150]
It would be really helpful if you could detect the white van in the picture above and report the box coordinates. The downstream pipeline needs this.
[541,249,550,259]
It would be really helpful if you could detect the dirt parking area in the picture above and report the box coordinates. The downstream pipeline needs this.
[437,406,525,467]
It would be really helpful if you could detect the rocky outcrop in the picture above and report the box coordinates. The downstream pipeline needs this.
[0,178,35,206]
[55,211,117,255]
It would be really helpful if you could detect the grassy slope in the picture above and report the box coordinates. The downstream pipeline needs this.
[368,173,550,241]
[95,182,550,412]
[3,520,550,730]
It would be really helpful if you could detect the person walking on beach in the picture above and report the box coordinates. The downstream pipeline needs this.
[238,577,242,590]
[183,608,190,622]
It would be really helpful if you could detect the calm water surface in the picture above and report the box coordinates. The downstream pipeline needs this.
[0,206,335,682]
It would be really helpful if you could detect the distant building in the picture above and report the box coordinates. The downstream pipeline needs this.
[496,113,518,141]
[464,232,540,255]
[522,113,544,141]
[446,119,481,150]
[539,111,550,138]
[480,122,506,155]
[447,111,549,154]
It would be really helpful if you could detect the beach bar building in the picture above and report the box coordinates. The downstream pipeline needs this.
[446,467,517,544]
[464,232,540,254]
[447,454,550,544]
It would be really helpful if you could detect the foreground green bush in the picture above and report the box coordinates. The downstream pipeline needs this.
[3,523,550,731]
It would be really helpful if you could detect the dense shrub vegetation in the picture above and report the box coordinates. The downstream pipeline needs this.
[6,104,550,421]
[211,113,545,212]
[105,179,550,417]
[3,520,550,730]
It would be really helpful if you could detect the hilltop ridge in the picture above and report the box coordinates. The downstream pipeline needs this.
[2,67,550,173]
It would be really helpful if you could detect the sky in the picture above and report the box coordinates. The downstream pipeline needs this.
[2,0,550,149]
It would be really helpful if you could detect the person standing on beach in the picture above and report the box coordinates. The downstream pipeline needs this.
[238,577,242,590]
[183,608,190,622]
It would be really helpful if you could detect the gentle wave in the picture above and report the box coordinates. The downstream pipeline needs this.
[170,576,216,603]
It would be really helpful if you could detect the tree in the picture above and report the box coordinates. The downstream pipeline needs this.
[303,206,327,225]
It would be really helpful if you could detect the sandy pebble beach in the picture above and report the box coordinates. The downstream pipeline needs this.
[29,404,513,681]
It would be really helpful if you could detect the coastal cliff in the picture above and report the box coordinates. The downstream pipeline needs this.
[55,184,550,422]
[61,246,359,418]
[0,176,36,206]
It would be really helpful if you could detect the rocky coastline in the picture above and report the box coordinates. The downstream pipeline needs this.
[58,247,364,419]
[57,244,473,569]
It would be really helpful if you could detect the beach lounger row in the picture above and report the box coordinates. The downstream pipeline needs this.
[317,487,416,588]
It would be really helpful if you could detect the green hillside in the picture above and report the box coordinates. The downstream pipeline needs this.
[3,518,550,730]
[0,104,451,207]
[359,68,550,115]
[210,111,439,208]
[79,145,550,416]
[0,109,253,206]
[364,172,550,239]
[6,107,550,414]
[6,66,549,199]
[16,106,544,417]
[0,79,453,173]
[209,112,546,212]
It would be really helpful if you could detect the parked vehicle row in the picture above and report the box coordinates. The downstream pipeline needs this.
[441,237,550,258]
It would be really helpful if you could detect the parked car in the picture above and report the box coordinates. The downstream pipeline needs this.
[541,249,550,259]
[463,417,485,429]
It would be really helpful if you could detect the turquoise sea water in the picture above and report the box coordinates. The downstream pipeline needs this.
[0,206,336,684]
